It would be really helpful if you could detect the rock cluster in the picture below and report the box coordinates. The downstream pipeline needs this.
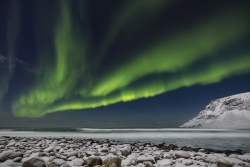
[0,136,249,167]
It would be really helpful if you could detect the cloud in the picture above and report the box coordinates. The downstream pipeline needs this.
[0,55,6,63]
[0,55,38,74]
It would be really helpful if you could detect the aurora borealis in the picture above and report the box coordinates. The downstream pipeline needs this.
[0,0,250,121]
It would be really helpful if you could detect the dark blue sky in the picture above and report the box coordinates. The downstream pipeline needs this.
[0,0,249,128]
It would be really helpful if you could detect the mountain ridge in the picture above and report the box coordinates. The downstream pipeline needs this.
[180,92,250,129]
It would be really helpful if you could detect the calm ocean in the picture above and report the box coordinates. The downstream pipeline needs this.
[0,128,249,152]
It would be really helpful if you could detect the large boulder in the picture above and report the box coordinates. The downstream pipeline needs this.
[72,158,84,166]
[121,153,137,166]
[110,148,122,156]
[182,159,193,166]
[217,159,232,167]
[120,145,131,156]
[6,141,16,147]
[67,151,78,158]
[0,159,22,167]
[86,151,98,156]
[163,152,172,159]
[205,155,218,164]
[174,151,191,159]
[143,161,153,167]
[0,150,23,162]
[136,155,155,164]
[168,144,178,150]
[175,163,187,167]
[51,158,65,166]
[0,141,7,145]
[22,157,47,167]
[44,146,54,153]
[238,154,250,162]
[100,147,109,153]
[13,157,22,162]
[62,164,71,167]
[157,159,173,166]
[103,155,122,167]
[0,150,13,162]
[85,156,102,167]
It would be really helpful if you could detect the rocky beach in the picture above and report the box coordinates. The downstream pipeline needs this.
[0,136,249,167]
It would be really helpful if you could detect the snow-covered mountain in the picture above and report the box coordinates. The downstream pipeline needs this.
[180,92,250,129]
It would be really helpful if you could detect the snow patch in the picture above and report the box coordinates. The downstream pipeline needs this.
[180,92,250,129]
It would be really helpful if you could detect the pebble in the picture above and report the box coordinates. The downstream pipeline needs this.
[0,136,249,167]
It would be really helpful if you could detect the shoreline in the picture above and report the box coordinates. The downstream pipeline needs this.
[0,136,250,167]
[1,128,250,153]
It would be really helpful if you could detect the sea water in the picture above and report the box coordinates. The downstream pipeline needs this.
[0,128,249,152]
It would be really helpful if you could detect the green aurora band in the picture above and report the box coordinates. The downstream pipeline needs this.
[6,1,250,117]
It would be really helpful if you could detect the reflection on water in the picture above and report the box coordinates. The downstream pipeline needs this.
[0,128,249,152]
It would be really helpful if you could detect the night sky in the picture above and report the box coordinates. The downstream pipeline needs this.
[0,0,250,128]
